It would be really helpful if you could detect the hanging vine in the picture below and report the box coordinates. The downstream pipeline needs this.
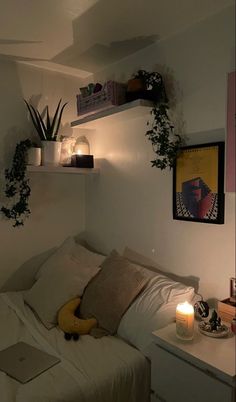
[146,102,182,170]
[131,69,183,169]
[1,139,32,227]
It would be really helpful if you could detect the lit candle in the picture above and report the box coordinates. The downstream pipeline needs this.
[176,302,194,340]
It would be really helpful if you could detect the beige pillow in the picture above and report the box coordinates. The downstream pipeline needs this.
[80,251,149,336]
[24,244,105,329]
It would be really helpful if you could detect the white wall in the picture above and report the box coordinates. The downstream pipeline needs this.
[0,61,86,286]
[84,5,235,301]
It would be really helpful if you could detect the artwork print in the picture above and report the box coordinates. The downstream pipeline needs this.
[173,142,225,224]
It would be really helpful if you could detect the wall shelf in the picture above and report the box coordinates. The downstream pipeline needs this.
[71,99,153,129]
[27,166,99,175]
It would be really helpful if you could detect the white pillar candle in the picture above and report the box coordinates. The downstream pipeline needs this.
[176,302,194,340]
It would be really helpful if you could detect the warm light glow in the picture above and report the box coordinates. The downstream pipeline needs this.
[176,301,194,340]
[74,136,90,156]
[176,302,194,315]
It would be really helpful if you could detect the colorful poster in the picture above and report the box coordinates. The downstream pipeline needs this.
[173,143,225,224]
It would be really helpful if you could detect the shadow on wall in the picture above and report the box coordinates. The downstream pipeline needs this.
[52,0,159,73]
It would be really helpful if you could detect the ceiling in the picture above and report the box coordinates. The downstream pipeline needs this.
[0,0,234,78]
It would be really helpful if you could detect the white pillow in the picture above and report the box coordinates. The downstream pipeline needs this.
[24,242,105,329]
[123,247,199,291]
[36,236,103,280]
[117,273,195,354]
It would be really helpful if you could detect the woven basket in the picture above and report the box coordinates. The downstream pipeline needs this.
[76,81,127,117]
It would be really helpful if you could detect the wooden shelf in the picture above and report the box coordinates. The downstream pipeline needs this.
[71,99,153,128]
[27,166,99,175]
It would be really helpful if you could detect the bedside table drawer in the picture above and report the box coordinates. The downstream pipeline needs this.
[151,345,233,402]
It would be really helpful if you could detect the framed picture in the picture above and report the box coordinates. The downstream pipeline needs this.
[173,142,225,224]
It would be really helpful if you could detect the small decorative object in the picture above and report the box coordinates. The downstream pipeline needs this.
[176,302,194,341]
[129,69,183,170]
[194,300,209,319]
[57,297,97,341]
[173,142,225,224]
[1,139,32,227]
[72,136,93,168]
[230,277,236,303]
[27,147,41,166]
[231,318,236,334]
[87,83,95,95]
[198,310,229,338]
[74,136,90,155]
[79,86,90,97]
[93,83,103,93]
[60,136,76,166]
[24,99,67,166]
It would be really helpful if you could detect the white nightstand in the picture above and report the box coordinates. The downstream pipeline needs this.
[150,323,236,402]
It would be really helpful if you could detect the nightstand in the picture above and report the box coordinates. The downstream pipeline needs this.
[150,323,235,402]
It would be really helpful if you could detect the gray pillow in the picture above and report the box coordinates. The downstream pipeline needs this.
[80,251,149,336]
[0,248,57,292]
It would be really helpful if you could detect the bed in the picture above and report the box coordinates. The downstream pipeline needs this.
[0,291,150,402]
[0,237,197,402]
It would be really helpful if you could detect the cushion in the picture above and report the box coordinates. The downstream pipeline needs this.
[117,271,195,354]
[58,297,97,335]
[0,235,103,293]
[80,251,149,336]
[35,236,104,280]
[24,243,105,329]
[123,247,199,292]
[0,247,57,292]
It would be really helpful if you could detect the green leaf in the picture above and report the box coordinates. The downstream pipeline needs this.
[53,102,67,140]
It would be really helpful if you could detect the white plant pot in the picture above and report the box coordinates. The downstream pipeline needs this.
[27,147,41,166]
[42,141,62,166]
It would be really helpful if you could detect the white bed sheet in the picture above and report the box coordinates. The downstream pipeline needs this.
[0,292,150,402]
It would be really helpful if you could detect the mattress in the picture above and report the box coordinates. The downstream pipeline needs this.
[0,292,150,402]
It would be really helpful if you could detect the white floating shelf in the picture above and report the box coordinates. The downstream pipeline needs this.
[27,166,99,175]
[71,99,153,129]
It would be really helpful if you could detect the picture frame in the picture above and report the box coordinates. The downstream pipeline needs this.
[173,142,225,224]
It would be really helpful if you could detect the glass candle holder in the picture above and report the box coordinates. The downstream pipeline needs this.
[176,302,194,341]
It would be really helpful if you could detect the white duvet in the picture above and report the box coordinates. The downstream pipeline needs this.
[0,292,150,402]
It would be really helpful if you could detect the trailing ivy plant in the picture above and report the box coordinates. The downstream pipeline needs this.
[1,139,32,227]
[133,69,183,169]
[146,102,182,170]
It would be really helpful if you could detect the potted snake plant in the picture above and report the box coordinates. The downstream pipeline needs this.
[24,99,67,166]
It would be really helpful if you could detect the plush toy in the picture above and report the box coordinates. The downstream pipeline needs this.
[58,297,97,341]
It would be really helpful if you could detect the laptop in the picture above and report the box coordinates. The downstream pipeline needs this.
[0,342,60,383]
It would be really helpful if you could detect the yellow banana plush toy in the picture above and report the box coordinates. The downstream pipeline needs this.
[58,297,97,341]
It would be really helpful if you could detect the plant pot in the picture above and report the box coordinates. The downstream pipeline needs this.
[42,141,62,166]
[27,147,41,166]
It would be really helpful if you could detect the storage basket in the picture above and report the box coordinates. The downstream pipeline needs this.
[76,80,127,117]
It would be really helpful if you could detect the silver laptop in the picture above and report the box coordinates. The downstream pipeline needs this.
[0,342,60,383]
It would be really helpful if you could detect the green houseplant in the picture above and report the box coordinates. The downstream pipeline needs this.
[1,139,32,227]
[131,69,183,169]
[24,99,67,166]
[24,99,67,141]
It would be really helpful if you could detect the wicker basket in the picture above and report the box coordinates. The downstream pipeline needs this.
[76,80,127,117]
